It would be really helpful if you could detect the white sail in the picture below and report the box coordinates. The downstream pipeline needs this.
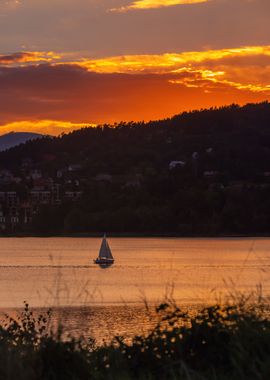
[98,235,113,260]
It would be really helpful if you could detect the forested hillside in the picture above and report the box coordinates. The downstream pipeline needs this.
[0,102,270,235]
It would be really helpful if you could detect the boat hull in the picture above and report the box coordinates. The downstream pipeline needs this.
[94,258,114,265]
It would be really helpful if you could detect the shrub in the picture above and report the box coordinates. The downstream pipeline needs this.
[0,300,270,379]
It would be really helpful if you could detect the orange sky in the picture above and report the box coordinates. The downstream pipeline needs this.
[0,0,270,135]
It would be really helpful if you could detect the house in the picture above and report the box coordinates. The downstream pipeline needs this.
[21,202,32,224]
[57,169,64,178]
[203,171,219,177]
[21,158,32,168]
[124,179,141,188]
[51,184,61,204]
[30,191,51,204]
[64,191,82,201]
[30,169,42,180]
[0,208,5,229]
[13,177,22,184]
[0,192,19,207]
[6,192,18,207]
[8,206,20,226]
[0,170,14,185]
[68,164,82,172]
[169,161,186,170]
[192,152,199,160]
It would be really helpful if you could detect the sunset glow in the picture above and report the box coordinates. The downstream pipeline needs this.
[75,46,270,74]
[112,0,209,12]
[0,0,270,134]
[0,120,90,136]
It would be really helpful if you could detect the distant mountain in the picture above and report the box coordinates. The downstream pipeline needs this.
[0,132,44,151]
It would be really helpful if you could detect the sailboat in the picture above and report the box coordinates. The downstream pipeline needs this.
[94,234,114,265]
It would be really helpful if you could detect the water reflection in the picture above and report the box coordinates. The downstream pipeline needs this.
[0,305,159,344]
[0,237,269,309]
[98,263,113,269]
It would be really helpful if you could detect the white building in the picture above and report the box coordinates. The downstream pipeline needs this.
[169,161,186,170]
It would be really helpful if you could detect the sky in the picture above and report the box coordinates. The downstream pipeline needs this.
[0,0,270,135]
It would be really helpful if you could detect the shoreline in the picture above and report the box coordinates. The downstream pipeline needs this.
[0,232,269,238]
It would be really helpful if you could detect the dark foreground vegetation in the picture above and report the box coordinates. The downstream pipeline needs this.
[1,299,270,379]
[1,102,270,235]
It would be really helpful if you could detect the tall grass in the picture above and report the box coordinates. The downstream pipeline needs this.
[0,297,270,379]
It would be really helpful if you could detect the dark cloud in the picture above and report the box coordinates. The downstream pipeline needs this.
[0,63,266,127]
[0,51,42,64]
[0,51,59,64]
[0,52,28,64]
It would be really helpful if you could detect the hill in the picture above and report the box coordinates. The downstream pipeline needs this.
[0,132,44,151]
[0,102,269,235]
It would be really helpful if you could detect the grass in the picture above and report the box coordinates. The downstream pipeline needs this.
[0,297,270,380]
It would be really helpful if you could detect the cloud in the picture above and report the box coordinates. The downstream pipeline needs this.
[111,0,209,12]
[67,45,270,94]
[0,51,60,65]
[3,46,270,75]
[1,0,269,58]
[0,64,184,125]
[0,58,268,134]
[0,44,270,133]
[73,46,270,74]
[169,67,270,94]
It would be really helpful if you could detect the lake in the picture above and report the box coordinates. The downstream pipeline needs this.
[0,237,269,342]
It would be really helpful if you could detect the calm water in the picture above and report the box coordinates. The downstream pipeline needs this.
[0,237,269,341]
